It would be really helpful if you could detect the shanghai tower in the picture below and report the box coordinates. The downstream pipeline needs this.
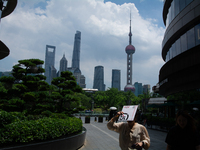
[72,31,81,69]
[124,13,136,93]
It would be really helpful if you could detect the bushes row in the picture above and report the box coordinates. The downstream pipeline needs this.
[0,110,71,128]
[0,111,82,147]
[143,113,175,127]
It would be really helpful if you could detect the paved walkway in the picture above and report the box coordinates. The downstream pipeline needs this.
[78,117,167,150]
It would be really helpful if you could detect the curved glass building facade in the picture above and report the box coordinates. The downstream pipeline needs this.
[159,0,200,96]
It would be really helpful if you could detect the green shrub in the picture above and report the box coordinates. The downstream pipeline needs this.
[26,114,44,121]
[10,112,26,121]
[50,113,69,119]
[0,111,16,128]
[41,110,52,117]
[0,117,82,145]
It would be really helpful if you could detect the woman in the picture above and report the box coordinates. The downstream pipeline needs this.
[165,110,200,150]
[107,111,150,150]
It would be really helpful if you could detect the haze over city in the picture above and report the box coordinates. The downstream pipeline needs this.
[0,0,165,90]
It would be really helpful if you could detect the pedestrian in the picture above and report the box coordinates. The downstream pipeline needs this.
[165,110,200,150]
[107,111,150,150]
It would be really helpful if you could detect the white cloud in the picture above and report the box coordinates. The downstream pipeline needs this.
[0,0,165,91]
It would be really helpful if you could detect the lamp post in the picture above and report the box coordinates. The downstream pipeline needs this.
[0,0,17,60]
[82,88,98,114]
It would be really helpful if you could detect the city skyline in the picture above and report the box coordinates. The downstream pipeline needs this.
[0,0,165,91]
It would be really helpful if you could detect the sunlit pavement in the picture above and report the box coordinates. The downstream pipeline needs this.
[77,117,167,150]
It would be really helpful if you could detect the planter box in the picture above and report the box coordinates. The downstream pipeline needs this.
[98,117,103,123]
[85,117,90,123]
[0,127,87,150]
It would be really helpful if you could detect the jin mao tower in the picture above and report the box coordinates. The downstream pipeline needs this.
[59,54,68,76]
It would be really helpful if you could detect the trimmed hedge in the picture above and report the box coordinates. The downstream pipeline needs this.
[0,111,82,147]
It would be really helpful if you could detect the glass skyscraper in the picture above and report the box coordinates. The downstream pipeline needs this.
[72,31,81,69]
[68,30,86,88]
[59,54,67,76]
[134,82,143,96]
[143,84,150,94]
[93,66,105,91]
[111,69,121,91]
[44,45,56,84]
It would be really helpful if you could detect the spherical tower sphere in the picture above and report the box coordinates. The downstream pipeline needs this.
[125,44,135,54]
[124,84,135,93]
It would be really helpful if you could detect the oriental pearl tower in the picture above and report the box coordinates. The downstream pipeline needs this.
[124,13,136,93]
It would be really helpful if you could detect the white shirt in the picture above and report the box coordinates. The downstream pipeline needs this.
[107,121,150,150]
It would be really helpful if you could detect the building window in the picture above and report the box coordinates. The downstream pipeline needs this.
[172,43,176,58]
[169,47,173,60]
[174,0,180,16]
[180,33,187,52]
[179,0,186,12]
[176,38,181,55]
[195,23,200,46]
[166,51,169,62]
[171,0,175,20]
[165,0,194,26]
[165,23,200,62]
[187,27,195,49]
[185,0,193,6]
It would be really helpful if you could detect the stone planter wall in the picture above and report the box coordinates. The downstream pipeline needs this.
[1,127,86,150]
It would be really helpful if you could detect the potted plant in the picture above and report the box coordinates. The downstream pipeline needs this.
[85,116,90,123]
[98,115,103,123]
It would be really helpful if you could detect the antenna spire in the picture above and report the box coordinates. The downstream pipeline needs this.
[129,10,132,45]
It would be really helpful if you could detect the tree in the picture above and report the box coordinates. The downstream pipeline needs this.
[51,71,82,114]
[138,92,151,112]
[92,88,141,111]
[0,59,50,113]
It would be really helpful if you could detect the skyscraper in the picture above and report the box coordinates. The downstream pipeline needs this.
[93,66,105,91]
[134,82,143,96]
[59,54,68,76]
[50,66,57,83]
[111,69,121,91]
[124,13,136,93]
[68,30,86,88]
[80,75,86,88]
[72,31,81,69]
[44,45,56,84]
[143,84,150,94]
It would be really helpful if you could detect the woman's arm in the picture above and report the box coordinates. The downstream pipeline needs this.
[141,126,150,149]
[107,111,123,133]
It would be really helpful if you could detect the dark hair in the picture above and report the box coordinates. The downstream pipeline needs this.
[176,110,196,132]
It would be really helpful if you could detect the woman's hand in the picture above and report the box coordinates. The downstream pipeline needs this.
[116,111,123,116]
[131,142,143,150]
[111,111,123,122]
[135,142,143,148]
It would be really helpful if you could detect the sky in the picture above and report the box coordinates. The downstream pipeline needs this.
[0,0,166,91]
